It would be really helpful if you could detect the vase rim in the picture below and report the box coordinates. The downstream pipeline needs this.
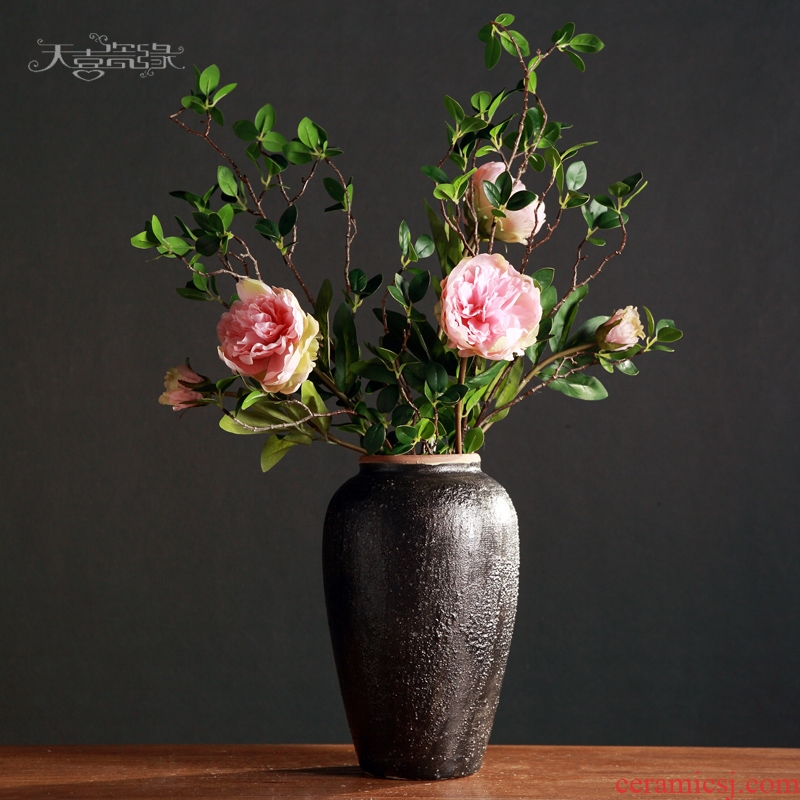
[359,453,480,466]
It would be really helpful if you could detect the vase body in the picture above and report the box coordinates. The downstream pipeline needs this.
[322,454,519,780]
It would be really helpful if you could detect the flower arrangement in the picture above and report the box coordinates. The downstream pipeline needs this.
[133,14,682,470]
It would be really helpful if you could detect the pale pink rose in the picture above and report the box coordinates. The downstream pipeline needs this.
[217,278,319,394]
[596,306,645,351]
[159,364,205,411]
[437,253,542,360]
[471,161,546,244]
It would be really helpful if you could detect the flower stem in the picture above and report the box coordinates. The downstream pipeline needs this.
[454,357,468,454]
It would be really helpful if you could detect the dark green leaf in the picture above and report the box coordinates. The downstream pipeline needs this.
[208,106,224,127]
[421,165,449,184]
[507,190,538,211]
[376,384,400,413]
[278,204,298,237]
[485,36,502,69]
[333,302,360,394]
[551,22,575,44]
[425,362,449,394]
[363,424,386,455]
[477,22,493,43]
[444,95,465,123]
[415,235,435,259]
[528,153,546,172]
[566,51,586,71]
[254,218,280,241]
[323,177,345,202]
[656,326,683,343]
[550,284,588,352]
[595,210,629,230]
[233,119,258,141]
[176,286,208,301]
[608,181,631,197]
[195,235,220,256]
[408,270,430,303]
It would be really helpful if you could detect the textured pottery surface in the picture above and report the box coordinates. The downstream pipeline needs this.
[322,456,520,780]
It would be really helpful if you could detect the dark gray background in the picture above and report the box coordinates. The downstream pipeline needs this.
[1,0,798,746]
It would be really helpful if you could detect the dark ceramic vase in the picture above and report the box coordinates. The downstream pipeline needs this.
[322,454,519,780]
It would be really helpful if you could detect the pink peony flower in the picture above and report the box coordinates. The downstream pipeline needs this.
[217,278,319,394]
[471,161,546,244]
[438,253,542,360]
[596,306,645,351]
[159,364,205,411]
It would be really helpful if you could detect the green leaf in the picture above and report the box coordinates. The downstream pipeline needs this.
[208,106,224,127]
[444,95,465,123]
[566,315,610,346]
[323,177,345,203]
[548,373,608,400]
[566,51,586,71]
[425,200,449,272]
[260,436,296,472]
[656,326,683,343]
[425,362,449,394]
[608,181,632,197]
[540,284,558,316]
[363,423,386,455]
[495,12,515,25]
[217,166,238,197]
[550,284,588,352]
[465,359,506,388]
[421,165,449,184]
[348,268,367,294]
[283,141,313,164]
[587,236,605,246]
[212,83,237,104]
[297,117,319,148]
[566,161,587,191]
[131,231,156,249]
[495,358,524,408]
[279,204,298,237]
[333,302,360,394]
[463,427,484,453]
[485,36,502,69]
[176,286,208,301]
[569,33,605,53]
[507,190,538,211]
[232,119,258,141]
[551,22,575,45]
[150,214,165,244]
[616,359,639,376]
[181,95,205,114]
[217,204,234,230]
[254,218,280,241]
[407,270,430,303]
[376,384,400,413]
[563,190,590,208]
[471,91,492,112]
[482,179,503,208]
[198,65,220,95]
[595,210,629,230]
[261,132,288,153]
[195,235,220,256]
[415,235,435,259]
[255,103,276,133]
[531,267,554,291]
[301,380,330,432]
[164,236,191,256]
[399,221,413,261]
[477,23,493,43]
[528,153,546,172]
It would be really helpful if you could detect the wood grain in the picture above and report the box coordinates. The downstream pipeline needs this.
[0,744,797,799]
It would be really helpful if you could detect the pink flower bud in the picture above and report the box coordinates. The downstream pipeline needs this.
[596,306,645,351]
[159,364,204,411]
[437,253,542,360]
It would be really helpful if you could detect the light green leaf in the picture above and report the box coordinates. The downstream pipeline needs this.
[260,436,296,472]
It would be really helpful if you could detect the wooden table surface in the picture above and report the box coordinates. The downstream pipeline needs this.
[0,744,798,799]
